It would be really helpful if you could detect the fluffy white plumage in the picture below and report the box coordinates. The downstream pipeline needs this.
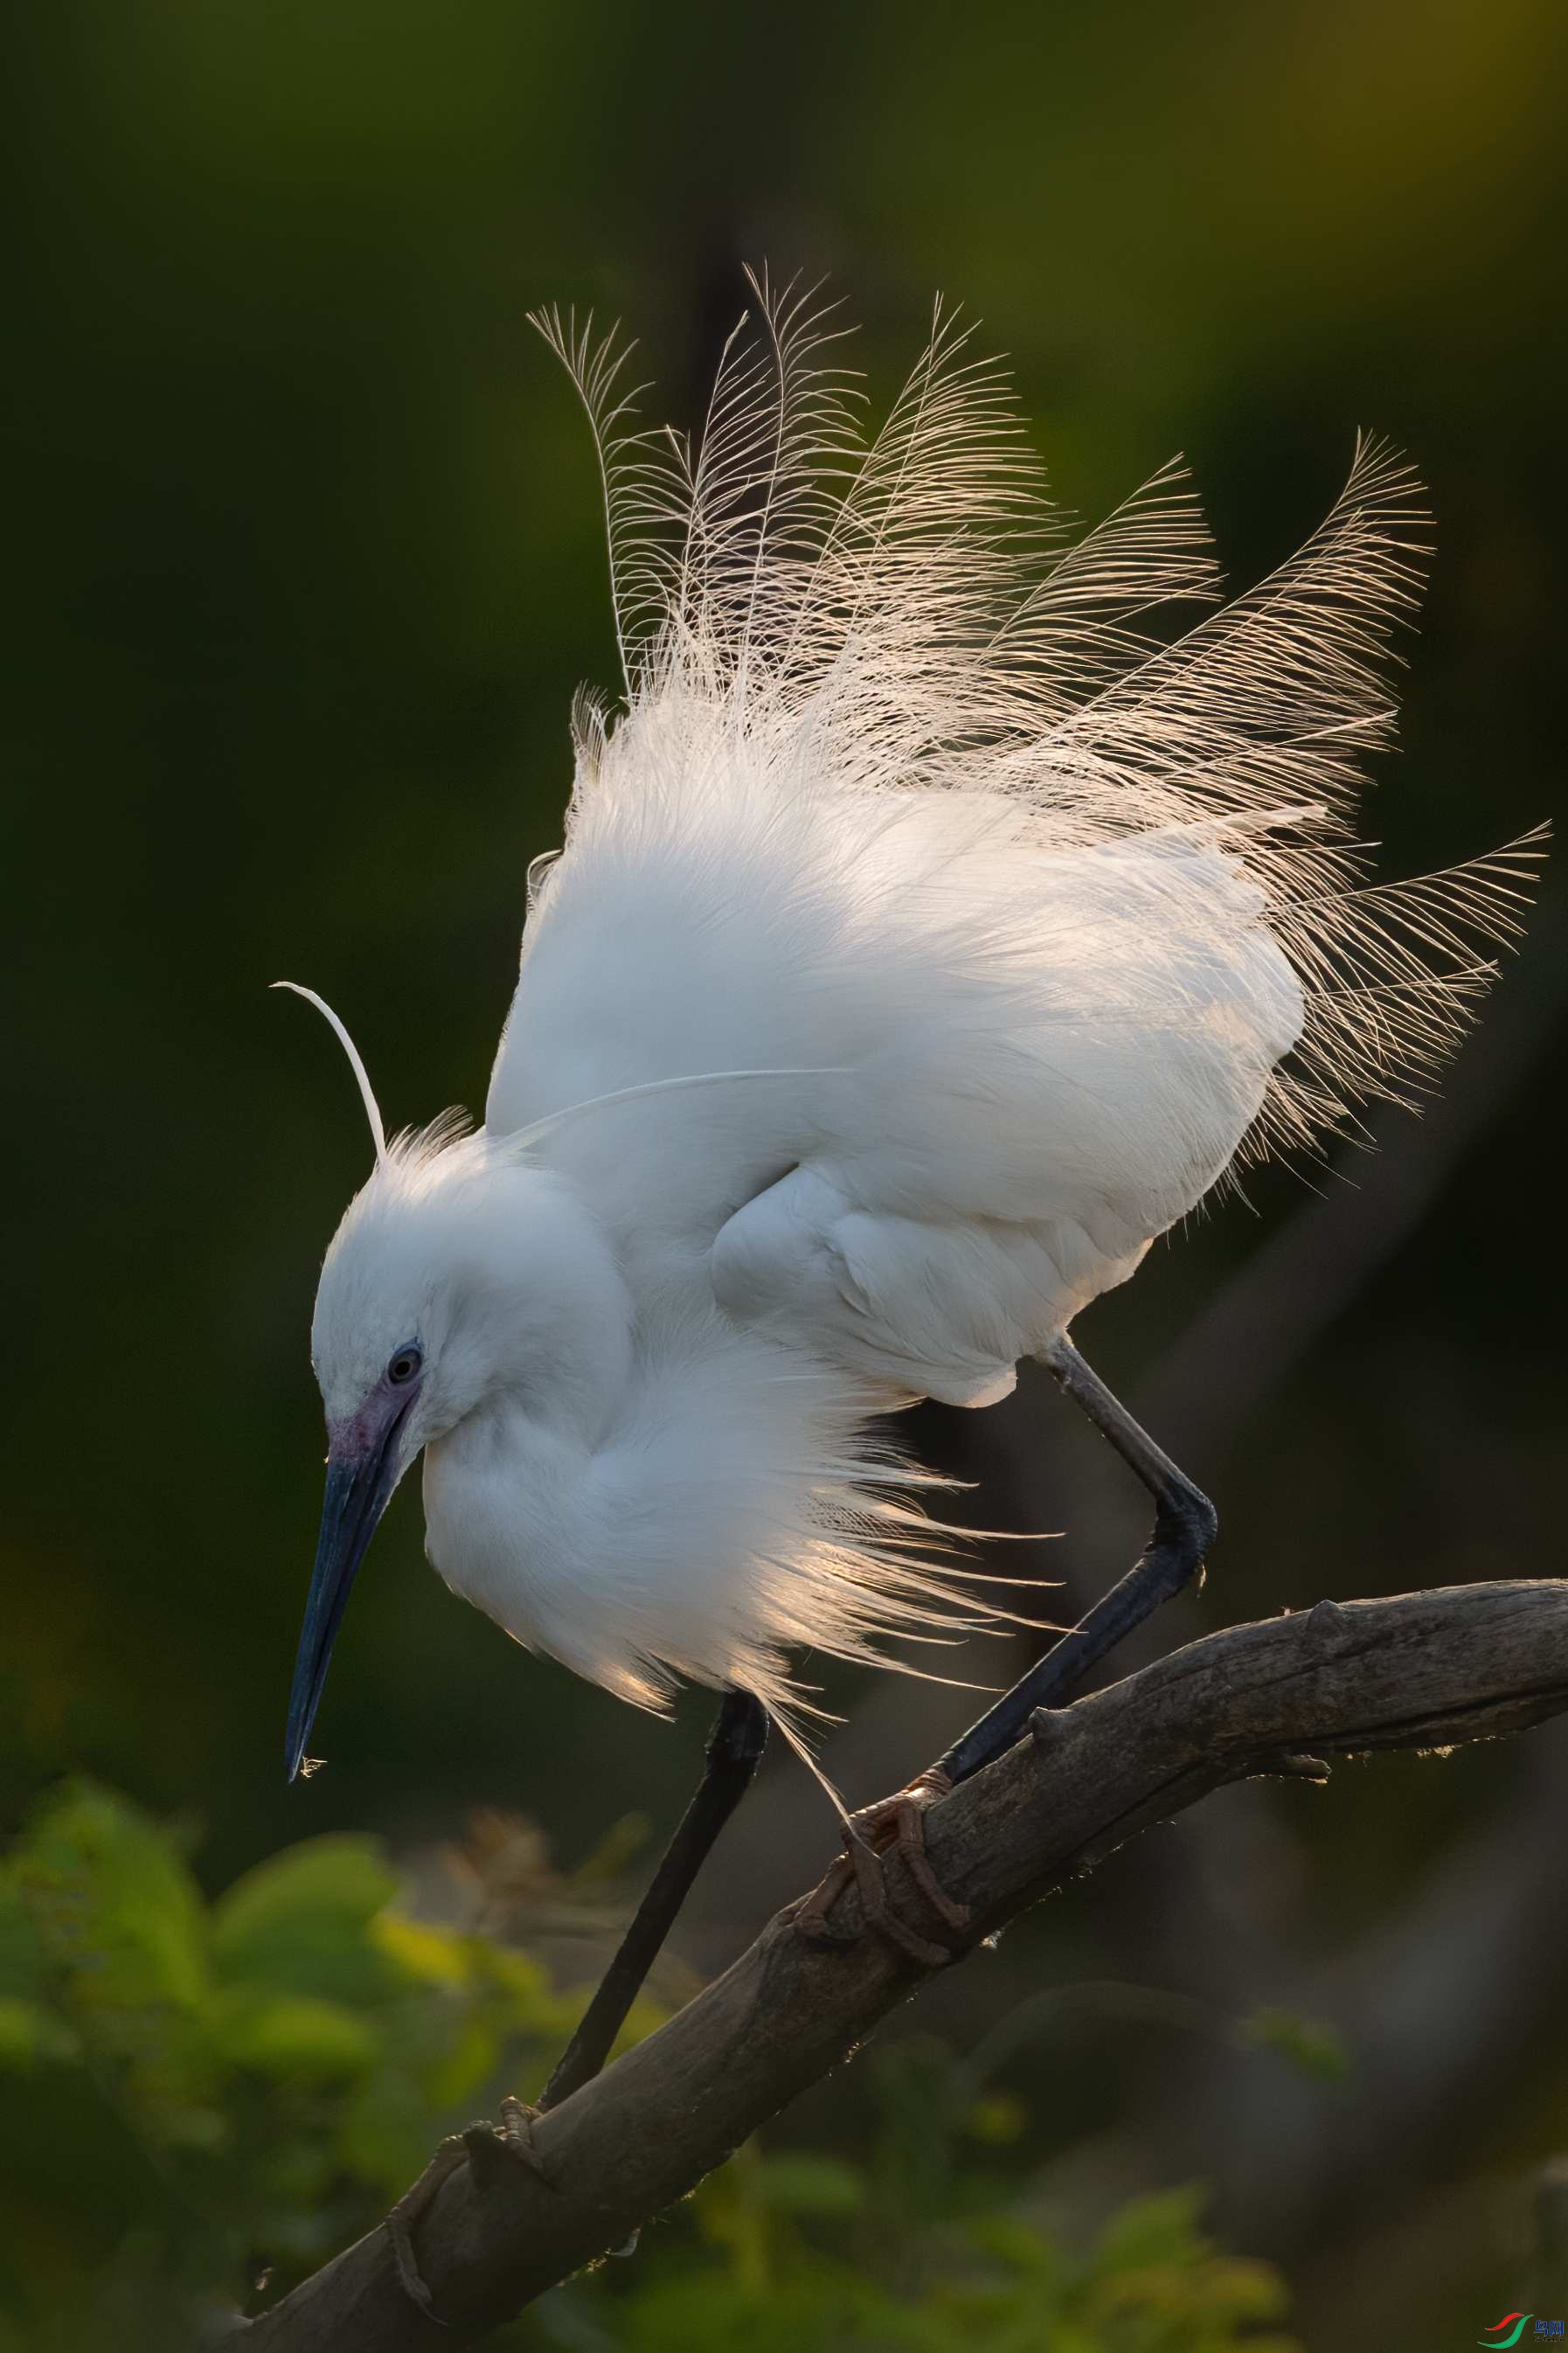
[297,274,1536,1740]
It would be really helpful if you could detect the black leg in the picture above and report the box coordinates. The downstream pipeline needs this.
[937,1337,1217,1786]
[539,1688,768,2109]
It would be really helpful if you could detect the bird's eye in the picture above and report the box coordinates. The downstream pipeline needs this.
[386,1345,423,1387]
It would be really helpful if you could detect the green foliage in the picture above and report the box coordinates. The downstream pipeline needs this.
[0,1782,604,2348]
[589,2037,1298,2353]
[0,1785,1297,2352]
[544,2131,1296,2353]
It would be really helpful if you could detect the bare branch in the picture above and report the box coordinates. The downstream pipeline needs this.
[241,1579,1568,2350]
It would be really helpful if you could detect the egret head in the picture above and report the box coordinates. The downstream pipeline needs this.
[277,987,630,1782]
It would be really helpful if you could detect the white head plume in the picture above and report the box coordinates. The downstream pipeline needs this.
[272,982,389,1166]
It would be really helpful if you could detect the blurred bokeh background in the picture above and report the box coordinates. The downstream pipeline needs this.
[3,0,1565,2343]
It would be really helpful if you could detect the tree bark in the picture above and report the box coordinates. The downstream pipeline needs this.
[240,1579,1568,2350]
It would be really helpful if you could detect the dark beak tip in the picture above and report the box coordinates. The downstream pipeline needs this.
[286,1412,407,1794]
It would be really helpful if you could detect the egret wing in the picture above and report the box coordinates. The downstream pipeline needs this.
[486,283,1537,1388]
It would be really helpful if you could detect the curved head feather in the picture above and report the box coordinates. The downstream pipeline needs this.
[272,982,389,1166]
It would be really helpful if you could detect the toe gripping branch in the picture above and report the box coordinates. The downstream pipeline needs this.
[793,1766,971,1968]
[385,2094,556,2325]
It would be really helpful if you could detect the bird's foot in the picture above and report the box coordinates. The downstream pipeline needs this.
[465,2093,556,2190]
[385,2095,555,2319]
[793,1767,969,1967]
[385,2134,466,2321]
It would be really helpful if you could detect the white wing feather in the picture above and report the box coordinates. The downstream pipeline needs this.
[495,279,1537,1383]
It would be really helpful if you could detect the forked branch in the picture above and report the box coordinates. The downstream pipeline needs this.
[242,1579,1568,2350]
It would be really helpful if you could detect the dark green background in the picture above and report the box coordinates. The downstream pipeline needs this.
[4,2,1565,2342]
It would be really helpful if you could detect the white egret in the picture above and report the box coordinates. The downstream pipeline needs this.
[279,275,1537,2115]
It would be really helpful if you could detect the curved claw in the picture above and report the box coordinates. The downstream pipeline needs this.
[462,2093,556,2190]
[793,1768,968,1965]
[874,1783,970,1932]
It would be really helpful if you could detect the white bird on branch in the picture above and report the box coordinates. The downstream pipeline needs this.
[277,274,1538,2112]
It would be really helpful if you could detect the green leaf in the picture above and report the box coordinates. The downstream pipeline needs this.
[211,1835,399,2002]
[370,1912,472,1989]
[16,1780,208,2015]
[212,1991,381,2082]
[1093,2183,1211,2272]
[0,1995,81,2070]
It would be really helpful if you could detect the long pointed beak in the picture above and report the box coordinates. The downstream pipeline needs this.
[285,1399,412,1782]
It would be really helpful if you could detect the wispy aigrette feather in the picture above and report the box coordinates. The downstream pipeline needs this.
[532,273,1541,1170]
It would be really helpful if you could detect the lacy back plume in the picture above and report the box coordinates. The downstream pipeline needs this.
[531,271,1542,1166]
